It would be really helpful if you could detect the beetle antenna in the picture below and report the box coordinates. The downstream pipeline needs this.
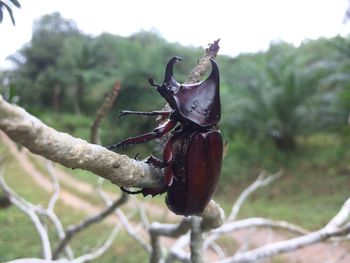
[148,77,160,87]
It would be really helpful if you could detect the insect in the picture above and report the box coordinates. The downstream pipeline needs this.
[109,56,223,216]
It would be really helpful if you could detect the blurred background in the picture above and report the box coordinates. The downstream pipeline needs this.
[1,0,350,262]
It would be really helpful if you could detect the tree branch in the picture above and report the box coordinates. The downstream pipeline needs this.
[72,226,120,263]
[96,179,152,252]
[44,160,74,259]
[186,39,220,84]
[228,170,282,221]
[0,172,52,259]
[215,197,350,263]
[0,95,163,189]
[52,192,128,259]
[190,216,204,263]
[90,81,121,144]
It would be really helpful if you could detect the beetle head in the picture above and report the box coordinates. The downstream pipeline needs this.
[149,56,220,126]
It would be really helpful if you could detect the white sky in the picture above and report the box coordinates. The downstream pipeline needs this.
[0,0,349,69]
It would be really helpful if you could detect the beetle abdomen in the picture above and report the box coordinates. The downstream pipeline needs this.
[166,130,223,216]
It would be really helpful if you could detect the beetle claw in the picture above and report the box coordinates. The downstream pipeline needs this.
[120,186,143,195]
[145,155,169,168]
[107,142,123,151]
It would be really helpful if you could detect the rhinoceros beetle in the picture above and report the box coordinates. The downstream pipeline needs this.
[108,56,223,216]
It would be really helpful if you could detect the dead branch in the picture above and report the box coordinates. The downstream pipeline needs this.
[190,216,204,263]
[90,81,121,144]
[212,217,309,237]
[149,218,192,263]
[215,197,350,263]
[44,161,74,259]
[228,170,282,221]
[96,179,152,252]
[186,39,220,84]
[52,192,128,259]
[0,172,52,259]
[166,235,191,263]
[0,95,163,189]
[72,225,120,263]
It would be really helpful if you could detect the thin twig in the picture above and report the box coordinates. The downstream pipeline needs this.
[148,218,192,263]
[96,181,152,253]
[166,234,191,263]
[186,39,220,84]
[214,197,350,263]
[52,193,128,259]
[228,170,282,221]
[0,172,52,259]
[72,225,120,263]
[90,81,121,144]
[45,160,74,259]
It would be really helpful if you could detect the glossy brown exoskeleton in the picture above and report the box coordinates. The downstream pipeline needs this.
[108,57,223,216]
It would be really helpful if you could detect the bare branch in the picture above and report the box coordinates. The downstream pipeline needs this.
[204,216,310,252]
[46,161,60,212]
[190,216,204,263]
[325,197,350,231]
[217,224,350,263]
[149,218,192,263]
[72,226,120,263]
[96,181,151,252]
[228,170,282,221]
[186,39,220,84]
[138,199,150,229]
[214,197,350,263]
[150,219,192,237]
[90,81,121,144]
[45,160,74,259]
[0,95,163,189]
[0,172,52,259]
[52,193,128,259]
[166,234,191,263]
[149,229,163,263]
[209,242,226,259]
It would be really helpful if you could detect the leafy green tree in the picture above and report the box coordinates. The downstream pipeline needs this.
[222,41,345,150]
[8,12,81,110]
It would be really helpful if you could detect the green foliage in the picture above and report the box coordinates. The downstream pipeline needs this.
[221,40,349,150]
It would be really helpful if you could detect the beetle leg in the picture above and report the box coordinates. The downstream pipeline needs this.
[108,119,177,150]
[145,134,174,168]
[119,110,171,119]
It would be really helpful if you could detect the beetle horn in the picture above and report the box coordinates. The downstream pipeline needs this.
[207,59,220,85]
[164,56,182,84]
